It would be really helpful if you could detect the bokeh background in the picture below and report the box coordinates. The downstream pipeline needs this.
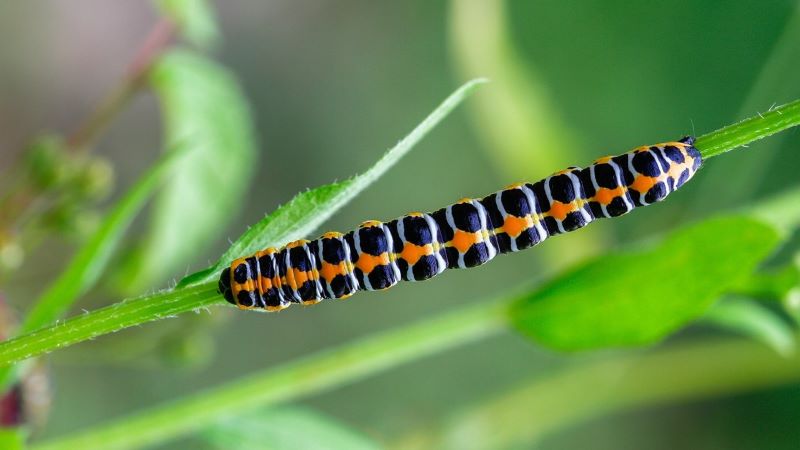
[1,1,799,448]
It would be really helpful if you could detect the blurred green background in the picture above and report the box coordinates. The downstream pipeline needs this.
[1,1,799,448]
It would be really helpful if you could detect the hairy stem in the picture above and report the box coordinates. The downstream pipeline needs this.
[695,98,800,159]
[0,96,798,369]
[0,283,218,368]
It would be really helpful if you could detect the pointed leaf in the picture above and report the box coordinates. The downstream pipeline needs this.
[155,0,220,49]
[178,78,487,287]
[121,50,256,293]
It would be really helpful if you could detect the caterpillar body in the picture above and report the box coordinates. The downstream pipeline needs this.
[219,137,702,311]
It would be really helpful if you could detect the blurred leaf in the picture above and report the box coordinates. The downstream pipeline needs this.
[155,0,220,49]
[509,216,781,350]
[0,146,185,390]
[704,297,795,357]
[178,78,487,287]
[744,185,800,236]
[204,407,380,450]
[0,428,26,450]
[119,50,257,293]
[730,265,800,302]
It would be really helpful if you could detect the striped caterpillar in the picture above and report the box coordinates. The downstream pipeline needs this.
[219,137,702,311]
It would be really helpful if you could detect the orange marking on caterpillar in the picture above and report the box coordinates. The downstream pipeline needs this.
[631,175,657,194]
[320,261,347,283]
[356,252,390,274]
[284,266,298,291]
[400,242,433,266]
[258,276,273,293]
[451,229,480,253]
[291,268,311,287]
[595,186,625,205]
[502,215,533,238]
[548,201,574,221]
[286,239,309,248]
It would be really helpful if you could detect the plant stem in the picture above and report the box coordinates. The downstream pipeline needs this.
[0,147,186,390]
[694,98,800,159]
[66,19,176,151]
[30,300,507,450]
[0,95,799,370]
[0,283,219,369]
[6,96,799,449]
[391,335,800,450]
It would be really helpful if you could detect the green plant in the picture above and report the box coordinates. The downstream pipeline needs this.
[2,2,800,449]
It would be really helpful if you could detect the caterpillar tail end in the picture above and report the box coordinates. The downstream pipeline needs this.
[218,267,236,305]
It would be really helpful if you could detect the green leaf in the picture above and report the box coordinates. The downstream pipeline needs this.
[203,407,380,450]
[704,297,795,357]
[120,50,257,293]
[0,145,184,390]
[730,265,800,302]
[178,78,488,287]
[155,0,220,49]
[509,216,782,350]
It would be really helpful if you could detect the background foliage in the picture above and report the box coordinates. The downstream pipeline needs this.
[1,1,799,449]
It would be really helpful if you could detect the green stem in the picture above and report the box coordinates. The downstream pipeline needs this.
[694,98,800,159]
[9,96,800,450]
[0,146,185,390]
[30,301,507,450]
[0,283,218,369]
[0,96,798,371]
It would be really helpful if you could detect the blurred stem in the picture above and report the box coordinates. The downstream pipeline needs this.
[30,301,507,450]
[0,147,185,390]
[392,335,800,450]
[694,98,800,159]
[448,0,603,270]
[66,19,176,151]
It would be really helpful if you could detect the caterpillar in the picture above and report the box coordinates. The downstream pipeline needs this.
[219,136,702,311]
